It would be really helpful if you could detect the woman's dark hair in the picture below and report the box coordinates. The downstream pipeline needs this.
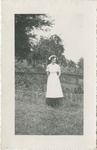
[47,56,58,64]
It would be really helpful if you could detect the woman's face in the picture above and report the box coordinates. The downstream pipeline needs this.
[51,57,56,64]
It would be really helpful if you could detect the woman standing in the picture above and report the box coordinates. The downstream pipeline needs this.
[46,55,63,107]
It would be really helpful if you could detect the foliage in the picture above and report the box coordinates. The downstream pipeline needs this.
[28,35,65,67]
[15,14,53,59]
[15,14,84,75]
[77,57,84,70]
[67,60,76,68]
[64,60,76,73]
[15,57,84,75]
[63,58,84,74]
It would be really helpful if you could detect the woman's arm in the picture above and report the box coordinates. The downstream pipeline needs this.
[47,71,50,76]
[57,65,61,77]
[58,70,61,77]
[46,65,50,76]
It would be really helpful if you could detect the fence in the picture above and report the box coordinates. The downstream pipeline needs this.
[15,71,83,91]
[15,71,84,104]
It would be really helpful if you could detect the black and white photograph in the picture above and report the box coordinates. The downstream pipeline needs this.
[1,0,96,149]
[15,14,84,135]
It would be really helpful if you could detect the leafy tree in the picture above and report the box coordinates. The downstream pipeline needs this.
[15,14,53,59]
[58,55,67,67]
[67,60,76,68]
[67,60,77,72]
[49,35,64,54]
[77,57,84,70]
[28,35,65,67]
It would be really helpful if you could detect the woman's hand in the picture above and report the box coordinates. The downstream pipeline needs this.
[57,71,61,77]
[47,71,50,76]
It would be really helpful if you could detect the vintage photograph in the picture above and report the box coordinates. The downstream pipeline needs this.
[15,14,84,135]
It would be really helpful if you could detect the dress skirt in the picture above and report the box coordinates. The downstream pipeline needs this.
[46,73,63,107]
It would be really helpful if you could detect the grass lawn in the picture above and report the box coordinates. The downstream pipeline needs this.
[15,88,83,135]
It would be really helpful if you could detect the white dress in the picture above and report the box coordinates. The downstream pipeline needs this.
[46,63,63,98]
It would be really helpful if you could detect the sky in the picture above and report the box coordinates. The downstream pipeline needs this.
[50,14,84,63]
[34,14,84,63]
